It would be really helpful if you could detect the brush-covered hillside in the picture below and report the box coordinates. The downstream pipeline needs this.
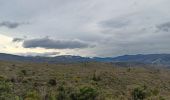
[0,61,170,100]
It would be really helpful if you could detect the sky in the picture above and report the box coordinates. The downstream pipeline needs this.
[0,0,170,57]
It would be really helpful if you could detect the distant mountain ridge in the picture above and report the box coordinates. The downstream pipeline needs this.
[112,54,170,65]
[0,53,170,65]
[0,53,91,63]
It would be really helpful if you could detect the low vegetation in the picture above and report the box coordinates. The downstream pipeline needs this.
[0,61,170,100]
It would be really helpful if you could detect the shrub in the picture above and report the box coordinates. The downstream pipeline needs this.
[56,85,68,100]
[159,96,165,100]
[55,85,99,100]
[0,81,12,93]
[21,70,27,75]
[48,79,57,86]
[151,88,159,96]
[79,87,98,100]
[24,90,41,100]
[12,64,16,67]
[10,77,16,83]
[46,92,56,100]
[127,67,131,72]
[0,75,6,81]
[18,70,27,77]
[0,93,15,100]
[0,80,15,100]
[70,86,99,100]
[92,71,101,81]
[132,87,147,100]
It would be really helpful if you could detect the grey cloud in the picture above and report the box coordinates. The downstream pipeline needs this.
[0,21,27,29]
[99,19,130,29]
[157,22,170,32]
[98,17,132,35]
[97,31,170,57]
[23,37,92,49]
[12,38,24,42]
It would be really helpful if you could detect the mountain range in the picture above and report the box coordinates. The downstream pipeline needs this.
[0,53,170,65]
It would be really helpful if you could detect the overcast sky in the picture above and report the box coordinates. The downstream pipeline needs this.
[0,0,170,57]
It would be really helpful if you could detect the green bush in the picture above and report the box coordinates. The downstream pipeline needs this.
[56,85,69,100]
[0,75,6,81]
[159,96,166,100]
[47,92,56,100]
[0,80,15,100]
[131,85,159,100]
[151,88,159,96]
[70,86,99,100]
[18,70,27,77]
[132,87,147,100]
[0,81,12,93]
[24,90,41,100]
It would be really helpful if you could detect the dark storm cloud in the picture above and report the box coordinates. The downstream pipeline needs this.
[12,38,24,42]
[23,37,92,49]
[157,22,170,32]
[0,21,27,29]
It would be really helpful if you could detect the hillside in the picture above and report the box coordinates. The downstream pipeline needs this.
[0,61,170,100]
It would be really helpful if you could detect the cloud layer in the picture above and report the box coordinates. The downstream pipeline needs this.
[0,21,27,29]
[0,0,170,57]
[157,22,170,32]
[23,37,92,49]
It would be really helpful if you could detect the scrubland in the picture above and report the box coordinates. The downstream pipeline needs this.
[0,61,170,100]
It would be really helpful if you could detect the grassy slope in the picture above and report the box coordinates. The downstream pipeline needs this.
[0,61,170,100]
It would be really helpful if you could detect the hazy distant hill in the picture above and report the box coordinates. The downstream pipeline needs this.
[1,53,170,65]
[112,54,170,65]
[0,53,91,63]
